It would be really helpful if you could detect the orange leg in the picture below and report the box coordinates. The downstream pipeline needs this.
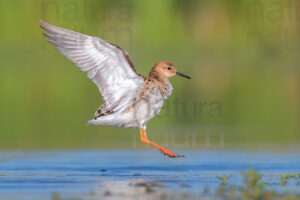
[139,128,184,158]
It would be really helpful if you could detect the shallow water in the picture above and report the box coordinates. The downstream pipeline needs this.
[0,150,299,200]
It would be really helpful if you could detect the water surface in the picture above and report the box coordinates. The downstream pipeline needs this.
[0,150,299,200]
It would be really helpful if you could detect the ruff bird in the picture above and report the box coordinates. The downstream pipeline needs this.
[40,20,191,158]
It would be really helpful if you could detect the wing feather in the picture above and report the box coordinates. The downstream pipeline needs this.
[40,20,144,110]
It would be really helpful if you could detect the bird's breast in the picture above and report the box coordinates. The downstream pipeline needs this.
[158,81,173,100]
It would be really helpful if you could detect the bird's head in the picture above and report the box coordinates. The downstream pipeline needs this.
[149,61,191,81]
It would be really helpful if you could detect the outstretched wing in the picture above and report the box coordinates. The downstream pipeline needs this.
[40,20,144,110]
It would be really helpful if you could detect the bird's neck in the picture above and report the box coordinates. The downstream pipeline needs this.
[147,70,169,85]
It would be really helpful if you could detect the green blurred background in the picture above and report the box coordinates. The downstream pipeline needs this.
[0,0,299,149]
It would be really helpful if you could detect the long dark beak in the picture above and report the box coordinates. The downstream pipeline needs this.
[176,71,191,79]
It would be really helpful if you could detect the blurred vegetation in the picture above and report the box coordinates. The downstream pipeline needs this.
[0,0,300,149]
[216,169,300,200]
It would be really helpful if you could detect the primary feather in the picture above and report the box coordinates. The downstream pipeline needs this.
[40,20,144,115]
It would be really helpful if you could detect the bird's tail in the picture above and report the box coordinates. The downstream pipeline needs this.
[87,115,115,126]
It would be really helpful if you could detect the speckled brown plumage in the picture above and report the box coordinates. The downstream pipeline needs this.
[95,103,113,117]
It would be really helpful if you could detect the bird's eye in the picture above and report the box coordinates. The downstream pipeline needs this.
[167,67,171,70]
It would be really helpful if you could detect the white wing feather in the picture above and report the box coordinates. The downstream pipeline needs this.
[40,20,144,110]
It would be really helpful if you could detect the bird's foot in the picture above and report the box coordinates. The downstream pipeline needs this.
[159,148,185,158]
[139,128,185,158]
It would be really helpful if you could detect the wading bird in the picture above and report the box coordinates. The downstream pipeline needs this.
[40,20,191,158]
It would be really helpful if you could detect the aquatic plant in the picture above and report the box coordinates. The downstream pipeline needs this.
[216,169,277,200]
[241,169,275,200]
[216,175,232,186]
